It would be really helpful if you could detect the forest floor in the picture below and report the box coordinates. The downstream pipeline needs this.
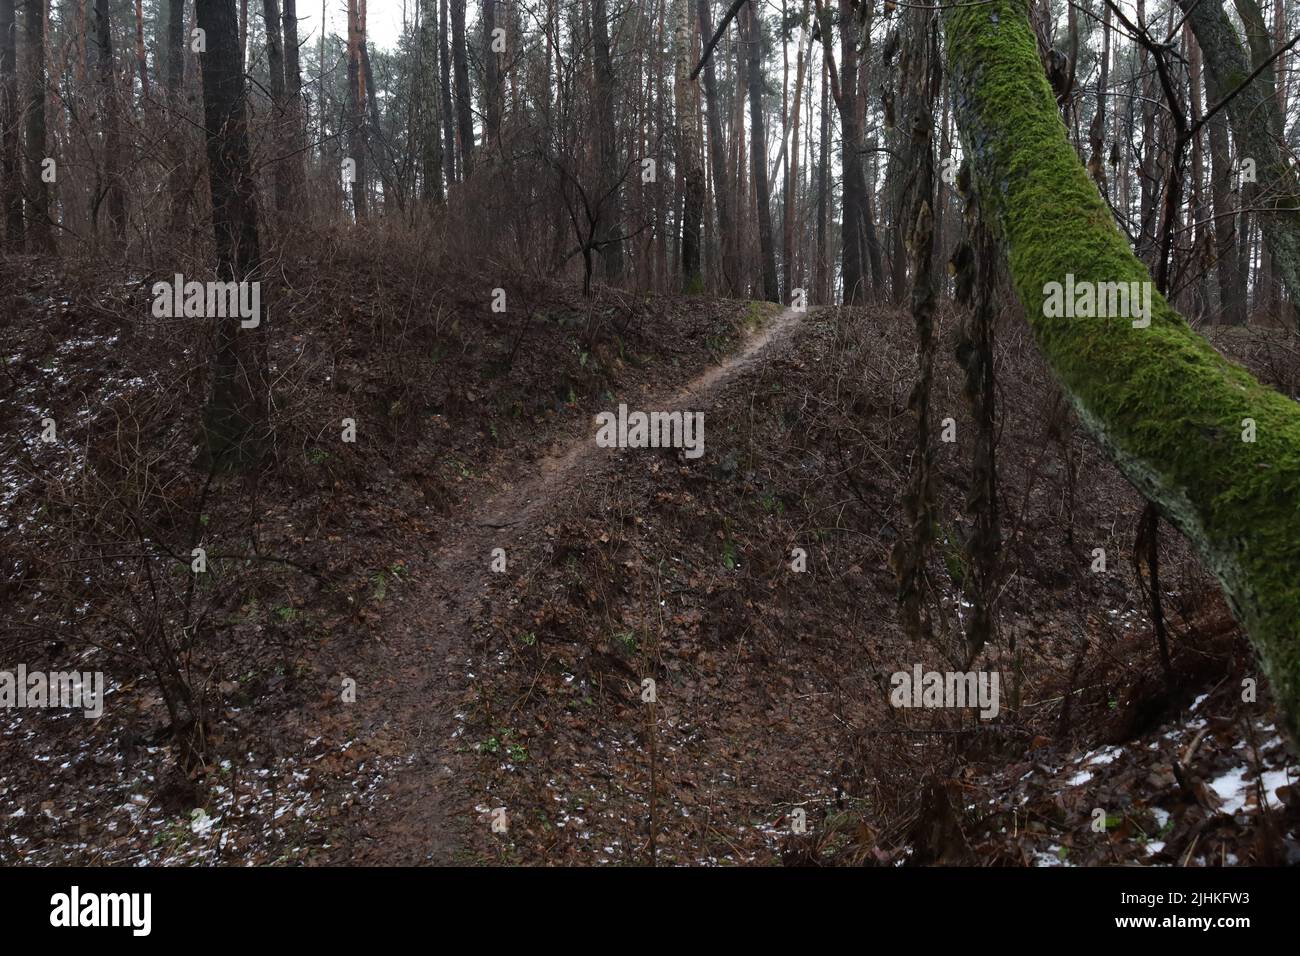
[2,238,1299,865]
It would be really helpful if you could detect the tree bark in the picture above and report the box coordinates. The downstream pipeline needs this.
[418,0,443,202]
[195,0,265,467]
[23,0,51,251]
[591,0,623,282]
[263,0,291,216]
[815,52,829,303]
[1235,0,1281,315]
[346,0,367,218]
[450,0,473,176]
[1181,0,1300,328]
[134,0,149,100]
[0,0,17,246]
[676,0,704,291]
[697,0,738,294]
[784,0,809,301]
[946,0,1300,748]
[818,0,867,304]
[1205,60,1248,325]
[164,0,189,230]
[281,0,305,204]
[742,0,778,301]
[94,0,126,240]
[482,0,501,144]
[439,0,456,184]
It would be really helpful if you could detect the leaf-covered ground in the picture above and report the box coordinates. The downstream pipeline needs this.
[452,306,1300,866]
[0,240,765,864]
[2,239,1297,865]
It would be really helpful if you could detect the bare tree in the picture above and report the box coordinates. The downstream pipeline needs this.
[591,0,623,282]
[742,0,778,301]
[450,0,473,176]
[1,0,24,245]
[676,0,704,291]
[347,0,368,219]
[23,0,51,250]
[696,0,738,294]
[264,0,291,217]
[94,0,126,241]
[196,0,265,466]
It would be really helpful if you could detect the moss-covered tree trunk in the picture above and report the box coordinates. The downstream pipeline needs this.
[944,0,1300,748]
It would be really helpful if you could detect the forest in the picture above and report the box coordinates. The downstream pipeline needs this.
[0,0,1298,871]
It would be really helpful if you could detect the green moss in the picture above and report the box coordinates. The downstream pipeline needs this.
[946,0,1300,745]
[743,300,769,329]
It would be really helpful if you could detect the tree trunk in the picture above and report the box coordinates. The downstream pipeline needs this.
[439,0,456,184]
[946,0,1300,748]
[1205,60,1248,325]
[134,0,149,100]
[1181,0,1300,328]
[697,0,738,294]
[166,0,185,112]
[1188,27,1210,319]
[481,0,501,144]
[819,0,866,304]
[733,6,748,293]
[815,52,829,303]
[591,0,622,282]
[1087,0,1110,193]
[95,0,126,240]
[676,0,704,291]
[195,0,265,467]
[784,0,809,302]
[360,37,396,213]
[450,0,473,176]
[419,0,443,202]
[887,5,936,305]
[165,0,189,230]
[742,0,778,301]
[1190,39,1242,329]
[346,0,367,218]
[23,0,51,251]
[1137,0,1157,265]
[263,0,291,217]
[1237,0,1281,316]
[281,0,305,204]
[1,0,23,246]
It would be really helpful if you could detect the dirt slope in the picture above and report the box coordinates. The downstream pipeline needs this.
[336,306,807,864]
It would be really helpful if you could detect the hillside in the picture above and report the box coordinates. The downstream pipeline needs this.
[3,241,1296,866]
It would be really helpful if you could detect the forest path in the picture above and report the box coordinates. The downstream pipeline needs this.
[343,304,809,864]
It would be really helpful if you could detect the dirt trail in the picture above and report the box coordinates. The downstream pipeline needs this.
[344,305,807,864]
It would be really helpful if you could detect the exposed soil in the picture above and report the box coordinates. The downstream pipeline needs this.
[332,305,806,864]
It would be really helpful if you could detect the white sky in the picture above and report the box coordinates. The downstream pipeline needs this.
[293,0,412,54]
